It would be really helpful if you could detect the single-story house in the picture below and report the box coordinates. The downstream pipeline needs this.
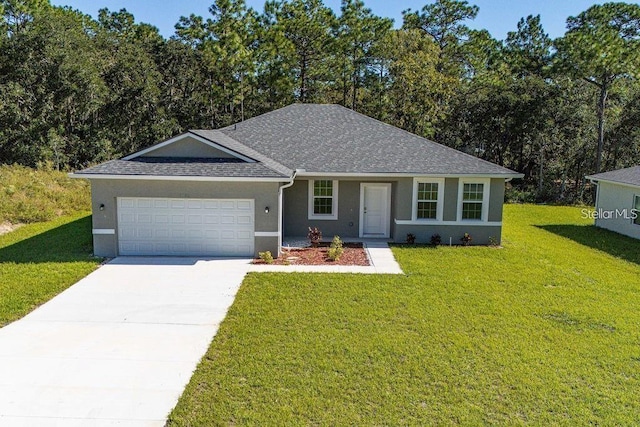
[586,165,640,240]
[72,103,523,257]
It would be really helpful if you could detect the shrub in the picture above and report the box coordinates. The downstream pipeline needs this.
[327,235,344,261]
[460,233,472,246]
[430,234,442,246]
[406,233,416,244]
[258,251,274,264]
[307,226,322,247]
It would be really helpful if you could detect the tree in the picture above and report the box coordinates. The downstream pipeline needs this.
[276,0,336,102]
[175,0,257,125]
[402,0,479,76]
[504,15,552,78]
[335,0,391,109]
[555,2,640,173]
[380,29,455,138]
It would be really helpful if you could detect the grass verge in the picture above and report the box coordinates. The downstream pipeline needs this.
[0,164,90,223]
[0,213,101,326]
[168,205,640,425]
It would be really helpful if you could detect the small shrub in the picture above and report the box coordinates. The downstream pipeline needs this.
[406,233,416,244]
[489,236,499,247]
[460,233,472,246]
[327,235,344,261]
[307,226,322,247]
[430,234,442,246]
[258,251,274,264]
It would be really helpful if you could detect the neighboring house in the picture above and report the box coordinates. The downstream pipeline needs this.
[72,104,523,257]
[586,166,640,240]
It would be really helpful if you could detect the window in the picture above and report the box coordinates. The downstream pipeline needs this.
[634,195,640,226]
[462,183,484,220]
[413,179,444,221]
[458,179,490,221]
[308,180,338,220]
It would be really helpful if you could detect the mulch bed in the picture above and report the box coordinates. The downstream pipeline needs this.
[253,242,370,266]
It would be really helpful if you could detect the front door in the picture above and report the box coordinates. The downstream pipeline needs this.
[360,183,391,237]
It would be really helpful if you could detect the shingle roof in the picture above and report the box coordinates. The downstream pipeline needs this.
[75,103,522,179]
[76,157,287,178]
[213,103,519,176]
[188,129,292,176]
[586,166,640,188]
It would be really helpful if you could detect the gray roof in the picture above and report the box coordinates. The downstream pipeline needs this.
[76,103,521,179]
[76,157,286,178]
[213,104,519,176]
[189,129,292,176]
[587,166,640,188]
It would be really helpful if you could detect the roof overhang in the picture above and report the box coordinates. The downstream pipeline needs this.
[295,172,524,179]
[68,173,288,182]
[585,175,640,190]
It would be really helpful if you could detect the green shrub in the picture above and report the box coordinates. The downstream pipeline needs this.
[460,233,472,246]
[327,235,344,261]
[258,251,274,264]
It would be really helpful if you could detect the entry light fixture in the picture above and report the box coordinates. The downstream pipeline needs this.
[99,203,105,211]
[264,206,270,214]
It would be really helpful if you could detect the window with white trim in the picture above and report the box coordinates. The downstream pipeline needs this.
[308,180,338,220]
[634,195,640,226]
[413,179,444,221]
[458,179,490,221]
[462,183,484,220]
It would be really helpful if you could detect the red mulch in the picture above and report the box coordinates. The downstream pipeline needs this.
[253,242,370,266]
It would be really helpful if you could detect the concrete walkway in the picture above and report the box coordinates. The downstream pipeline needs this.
[0,257,250,427]
[249,240,404,274]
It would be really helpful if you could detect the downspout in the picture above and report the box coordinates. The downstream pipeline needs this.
[278,169,299,255]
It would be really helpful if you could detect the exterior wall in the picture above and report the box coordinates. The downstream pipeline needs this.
[284,176,507,245]
[594,181,640,239]
[394,224,502,245]
[89,179,281,257]
[283,178,398,238]
[488,178,505,222]
[443,178,459,221]
[141,136,236,158]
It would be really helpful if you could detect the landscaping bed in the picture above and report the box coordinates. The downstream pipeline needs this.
[253,242,369,266]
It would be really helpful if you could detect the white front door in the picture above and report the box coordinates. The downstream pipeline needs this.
[360,183,391,237]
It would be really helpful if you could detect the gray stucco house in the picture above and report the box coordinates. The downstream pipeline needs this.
[72,104,523,257]
[586,166,640,240]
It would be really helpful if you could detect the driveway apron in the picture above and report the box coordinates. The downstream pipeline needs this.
[0,257,250,426]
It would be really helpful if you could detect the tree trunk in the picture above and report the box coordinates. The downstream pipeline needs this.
[538,143,544,194]
[595,80,608,173]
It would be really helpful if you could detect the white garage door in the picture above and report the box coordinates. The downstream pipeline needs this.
[117,197,254,256]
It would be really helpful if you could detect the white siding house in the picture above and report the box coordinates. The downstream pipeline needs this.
[586,166,640,240]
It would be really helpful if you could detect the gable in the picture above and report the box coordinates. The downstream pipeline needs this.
[139,135,238,159]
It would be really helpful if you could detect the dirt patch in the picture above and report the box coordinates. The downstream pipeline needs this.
[0,222,23,236]
[254,242,370,266]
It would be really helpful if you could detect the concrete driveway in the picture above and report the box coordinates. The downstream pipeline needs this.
[0,257,251,426]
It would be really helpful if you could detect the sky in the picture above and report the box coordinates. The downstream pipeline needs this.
[49,0,609,41]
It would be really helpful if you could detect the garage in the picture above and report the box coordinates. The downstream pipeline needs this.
[117,197,254,256]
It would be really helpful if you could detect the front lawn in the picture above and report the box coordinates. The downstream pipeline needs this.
[0,214,101,326]
[168,204,640,425]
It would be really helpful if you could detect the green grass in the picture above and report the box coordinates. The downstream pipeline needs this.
[168,204,640,425]
[0,164,90,223]
[0,213,101,326]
